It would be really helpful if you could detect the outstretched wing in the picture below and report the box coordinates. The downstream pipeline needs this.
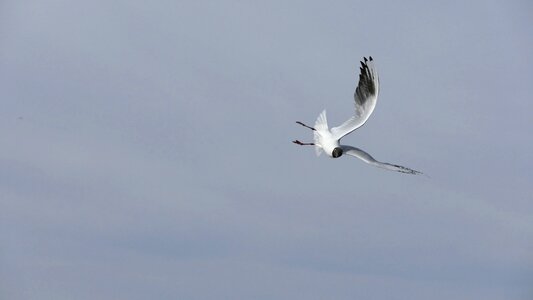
[331,56,379,140]
[341,145,422,175]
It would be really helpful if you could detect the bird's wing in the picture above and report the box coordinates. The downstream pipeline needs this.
[341,145,422,175]
[331,56,379,140]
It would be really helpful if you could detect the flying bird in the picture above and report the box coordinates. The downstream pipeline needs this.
[293,56,422,175]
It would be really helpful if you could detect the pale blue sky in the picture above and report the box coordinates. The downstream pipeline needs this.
[1,1,532,299]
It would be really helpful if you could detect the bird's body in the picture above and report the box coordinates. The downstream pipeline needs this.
[293,56,422,175]
[312,110,339,157]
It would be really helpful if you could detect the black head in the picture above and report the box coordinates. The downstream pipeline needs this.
[332,147,343,158]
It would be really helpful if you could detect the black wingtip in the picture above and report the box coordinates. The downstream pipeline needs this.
[364,57,368,62]
[369,56,373,61]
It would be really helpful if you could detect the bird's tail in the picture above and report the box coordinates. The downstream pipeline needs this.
[313,110,328,156]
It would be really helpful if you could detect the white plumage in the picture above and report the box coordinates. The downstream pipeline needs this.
[294,56,422,175]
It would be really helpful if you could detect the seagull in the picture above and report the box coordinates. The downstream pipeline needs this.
[293,56,422,175]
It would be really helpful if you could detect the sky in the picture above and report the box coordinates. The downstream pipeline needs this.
[1,0,532,299]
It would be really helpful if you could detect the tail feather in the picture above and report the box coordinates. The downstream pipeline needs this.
[314,110,329,131]
[313,110,328,156]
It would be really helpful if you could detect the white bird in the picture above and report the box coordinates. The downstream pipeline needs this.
[293,56,422,175]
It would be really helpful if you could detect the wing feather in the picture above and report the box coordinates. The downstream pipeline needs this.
[331,56,379,140]
[341,145,422,175]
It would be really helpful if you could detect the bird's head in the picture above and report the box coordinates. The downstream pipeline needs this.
[332,147,343,158]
